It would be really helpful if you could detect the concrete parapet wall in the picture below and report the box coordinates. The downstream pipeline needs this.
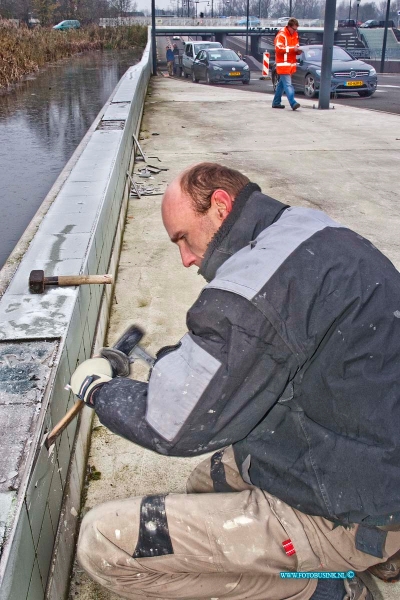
[0,35,152,600]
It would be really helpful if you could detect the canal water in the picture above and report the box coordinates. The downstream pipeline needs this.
[0,49,141,269]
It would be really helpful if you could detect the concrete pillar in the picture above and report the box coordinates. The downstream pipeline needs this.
[215,33,227,46]
[250,34,262,61]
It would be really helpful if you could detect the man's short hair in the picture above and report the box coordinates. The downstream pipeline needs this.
[180,163,250,214]
[287,18,299,27]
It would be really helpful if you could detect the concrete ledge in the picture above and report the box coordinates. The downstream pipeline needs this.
[0,36,152,600]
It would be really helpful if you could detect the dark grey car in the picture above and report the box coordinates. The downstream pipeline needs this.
[272,45,377,98]
[192,49,250,85]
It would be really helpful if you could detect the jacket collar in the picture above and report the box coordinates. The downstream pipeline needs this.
[199,183,289,282]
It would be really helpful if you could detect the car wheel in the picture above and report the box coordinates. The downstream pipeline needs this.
[184,70,189,79]
[192,70,199,83]
[357,90,374,97]
[304,74,317,98]
[206,71,212,85]
[272,72,279,92]
[242,79,249,84]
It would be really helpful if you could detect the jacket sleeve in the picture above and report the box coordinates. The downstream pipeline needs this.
[93,288,299,457]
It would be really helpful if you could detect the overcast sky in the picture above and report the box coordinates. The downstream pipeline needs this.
[136,0,171,12]
[136,0,213,14]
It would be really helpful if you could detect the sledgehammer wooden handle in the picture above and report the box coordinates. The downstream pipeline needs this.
[46,399,83,448]
[53,274,113,286]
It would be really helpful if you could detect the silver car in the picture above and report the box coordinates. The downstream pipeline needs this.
[192,49,250,85]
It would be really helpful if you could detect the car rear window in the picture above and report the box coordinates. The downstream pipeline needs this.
[194,43,221,52]
[208,50,239,61]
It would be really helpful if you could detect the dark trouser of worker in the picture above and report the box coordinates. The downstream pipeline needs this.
[77,447,400,599]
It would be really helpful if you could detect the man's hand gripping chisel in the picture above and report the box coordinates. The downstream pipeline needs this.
[44,325,154,449]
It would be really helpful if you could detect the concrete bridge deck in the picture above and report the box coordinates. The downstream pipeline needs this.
[69,75,400,600]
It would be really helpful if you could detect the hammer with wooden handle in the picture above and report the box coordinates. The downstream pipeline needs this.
[44,325,154,449]
[29,270,113,294]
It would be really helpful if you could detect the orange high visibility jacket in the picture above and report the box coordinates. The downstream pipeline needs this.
[274,26,299,74]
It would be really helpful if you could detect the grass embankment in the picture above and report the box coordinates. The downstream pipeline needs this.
[0,24,147,88]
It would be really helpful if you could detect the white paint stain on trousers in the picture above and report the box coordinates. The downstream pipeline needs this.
[223,515,253,530]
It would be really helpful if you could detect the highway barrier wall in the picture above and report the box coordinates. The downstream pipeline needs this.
[0,31,152,600]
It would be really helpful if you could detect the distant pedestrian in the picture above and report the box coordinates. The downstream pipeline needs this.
[173,43,180,75]
[166,46,174,76]
[272,17,302,110]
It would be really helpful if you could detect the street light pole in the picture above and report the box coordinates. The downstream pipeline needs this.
[348,0,352,20]
[380,0,391,73]
[245,0,250,54]
[319,0,337,108]
[151,0,157,75]
[356,0,361,24]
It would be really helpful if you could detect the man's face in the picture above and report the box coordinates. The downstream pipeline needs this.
[162,178,232,268]
[287,24,298,34]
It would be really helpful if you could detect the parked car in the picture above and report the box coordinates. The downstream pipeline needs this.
[53,19,80,30]
[182,41,222,77]
[273,17,291,27]
[235,16,261,26]
[360,20,380,28]
[271,45,377,98]
[192,48,250,84]
[338,19,357,27]
[172,35,180,40]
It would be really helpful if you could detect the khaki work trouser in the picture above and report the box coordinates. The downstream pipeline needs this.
[77,447,400,600]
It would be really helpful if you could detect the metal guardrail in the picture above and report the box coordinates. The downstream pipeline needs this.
[99,17,328,28]
[347,48,371,59]
[366,48,400,59]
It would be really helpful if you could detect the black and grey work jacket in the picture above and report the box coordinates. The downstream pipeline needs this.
[95,183,400,526]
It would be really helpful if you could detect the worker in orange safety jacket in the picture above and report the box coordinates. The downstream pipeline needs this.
[272,17,302,110]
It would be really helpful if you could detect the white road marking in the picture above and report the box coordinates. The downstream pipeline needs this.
[378,84,400,88]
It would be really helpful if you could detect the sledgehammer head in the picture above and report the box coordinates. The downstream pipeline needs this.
[29,270,46,294]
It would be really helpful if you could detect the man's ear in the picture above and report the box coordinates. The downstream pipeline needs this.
[210,189,234,222]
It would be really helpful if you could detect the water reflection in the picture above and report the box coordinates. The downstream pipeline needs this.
[0,49,141,268]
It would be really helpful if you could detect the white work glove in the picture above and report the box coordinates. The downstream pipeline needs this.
[70,357,113,407]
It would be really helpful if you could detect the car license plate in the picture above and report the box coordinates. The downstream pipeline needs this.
[345,81,363,86]
[229,72,241,76]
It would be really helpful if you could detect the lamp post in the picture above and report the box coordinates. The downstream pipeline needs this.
[380,0,391,73]
[151,0,157,75]
[356,0,361,24]
[319,0,337,108]
[245,0,250,54]
[348,0,352,20]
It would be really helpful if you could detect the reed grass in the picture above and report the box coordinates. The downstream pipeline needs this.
[0,23,147,88]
